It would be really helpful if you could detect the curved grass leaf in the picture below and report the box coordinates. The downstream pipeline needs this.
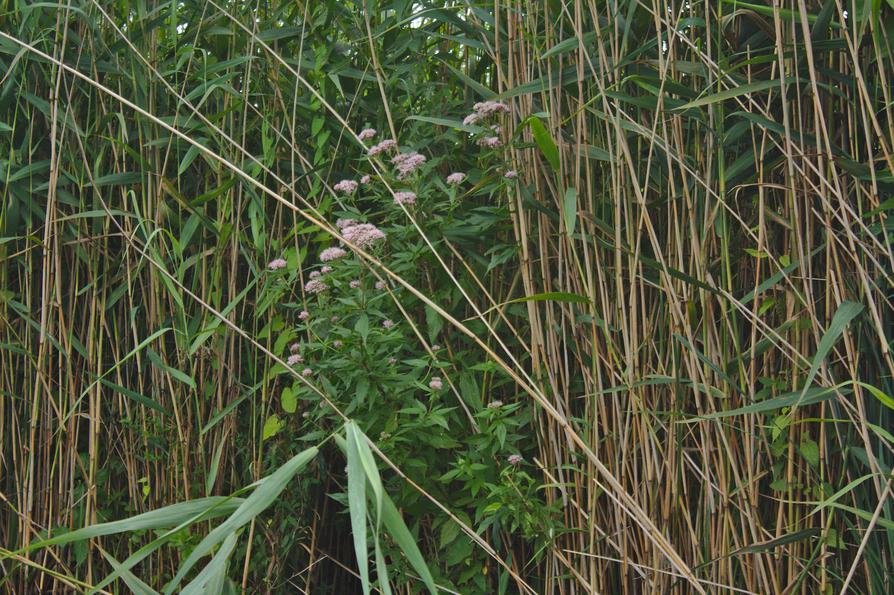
[525,116,560,171]
[164,447,318,593]
[19,497,243,553]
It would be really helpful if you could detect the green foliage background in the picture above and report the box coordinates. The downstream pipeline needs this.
[1,0,894,593]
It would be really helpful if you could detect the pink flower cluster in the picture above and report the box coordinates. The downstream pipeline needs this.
[305,278,328,294]
[429,377,443,390]
[341,223,386,249]
[268,258,287,270]
[475,100,510,115]
[349,279,361,288]
[391,151,426,179]
[298,310,310,320]
[504,170,518,179]
[336,218,357,230]
[477,136,502,148]
[463,100,510,125]
[368,139,397,156]
[446,172,466,185]
[358,128,377,141]
[382,319,395,329]
[320,247,347,262]
[287,354,303,366]
[507,454,523,465]
[334,179,358,194]
[360,174,371,184]
[393,191,417,206]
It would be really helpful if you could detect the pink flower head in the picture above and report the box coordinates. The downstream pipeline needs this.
[287,353,303,366]
[341,223,386,249]
[331,315,339,322]
[321,265,333,274]
[393,191,417,206]
[289,342,300,353]
[488,400,504,409]
[504,170,518,179]
[304,278,328,294]
[382,319,395,329]
[301,367,313,377]
[463,112,481,126]
[360,174,371,184]
[333,340,343,348]
[358,128,377,141]
[349,279,361,288]
[268,258,287,270]
[298,310,310,320]
[375,280,387,290]
[320,247,347,262]
[309,271,321,279]
[392,151,427,179]
[432,344,441,351]
[446,172,466,186]
[336,218,357,230]
[473,100,510,116]
[507,454,523,465]
[368,139,398,156]
[388,357,397,365]
[334,179,358,194]
[477,136,502,148]
[429,377,443,390]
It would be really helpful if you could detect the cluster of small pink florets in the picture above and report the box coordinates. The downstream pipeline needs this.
[392,191,417,206]
[463,100,510,125]
[391,151,427,179]
[368,139,398,156]
[476,136,502,148]
[341,222,386,249]
[268,258,287,270]
[334,179,358,194]
[446,172,466,185]
[320,247,347,262]
[304,278,328,294]
[358,128,377,141]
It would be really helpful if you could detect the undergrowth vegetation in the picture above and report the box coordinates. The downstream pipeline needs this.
[1,0,893,593]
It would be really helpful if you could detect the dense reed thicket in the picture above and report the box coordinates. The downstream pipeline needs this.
[1,0,893,593]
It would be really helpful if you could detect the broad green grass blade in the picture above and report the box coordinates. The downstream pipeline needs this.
[100,551,158,595]
[180,532,239,595]
[164,447,318,593]
[525,116,560,171]
[685,386,846,421]
[19,497,243,553]
[347,424,371,595]
[381,491,439,594]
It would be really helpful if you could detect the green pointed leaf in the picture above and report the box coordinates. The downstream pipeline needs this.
[381,491,438,594]
[262,415,283,441]
[281,386,297,414]
[526,116,560,171]
[563,187,577,236]
[165,447,317,593]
